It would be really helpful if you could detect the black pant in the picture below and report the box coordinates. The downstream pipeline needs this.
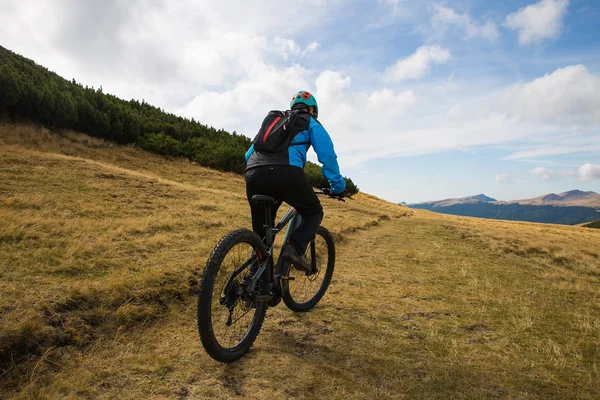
[245,165,323,255]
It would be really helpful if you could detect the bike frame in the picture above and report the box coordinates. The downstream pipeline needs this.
[247,206,300,298]
[243,190,341,300]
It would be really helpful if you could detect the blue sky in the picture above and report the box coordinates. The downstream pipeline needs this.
[1,0,599,203]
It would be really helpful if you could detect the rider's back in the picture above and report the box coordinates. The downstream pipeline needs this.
[245,114,345,194]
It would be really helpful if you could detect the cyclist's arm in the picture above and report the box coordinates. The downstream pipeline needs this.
[308,119,346,194]
[245,144,255,163]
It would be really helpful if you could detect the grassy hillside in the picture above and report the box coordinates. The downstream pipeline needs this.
[2,124,600,399]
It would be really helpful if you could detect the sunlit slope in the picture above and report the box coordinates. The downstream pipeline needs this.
[2,124,600,399]
[0,124,408,383]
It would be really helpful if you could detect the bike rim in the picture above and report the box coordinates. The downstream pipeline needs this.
[286,234,329,304]
[210,242,260,350]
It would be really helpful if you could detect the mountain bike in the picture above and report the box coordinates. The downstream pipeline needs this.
[197,189,343,363]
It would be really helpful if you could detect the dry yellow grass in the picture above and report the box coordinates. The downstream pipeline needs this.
[1,124,599,399]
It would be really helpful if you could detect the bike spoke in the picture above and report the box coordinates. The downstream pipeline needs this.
[209,242,258,350]
[198,229,270,362]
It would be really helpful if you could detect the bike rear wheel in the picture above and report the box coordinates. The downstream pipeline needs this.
[282,226,335,312]
[197,229,268,362]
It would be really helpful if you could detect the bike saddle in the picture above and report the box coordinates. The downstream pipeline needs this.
[251,195,278,206]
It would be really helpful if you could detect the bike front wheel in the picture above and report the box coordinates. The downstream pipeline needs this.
[197,229,268,363]
[282,226,335,312]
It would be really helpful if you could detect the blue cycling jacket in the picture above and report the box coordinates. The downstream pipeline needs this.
[245,116,346,194]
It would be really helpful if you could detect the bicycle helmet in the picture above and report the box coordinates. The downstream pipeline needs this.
[290,91,318,118]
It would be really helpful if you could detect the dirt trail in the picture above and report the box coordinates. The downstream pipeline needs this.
[10,213,600,399]
[2,144,246,199]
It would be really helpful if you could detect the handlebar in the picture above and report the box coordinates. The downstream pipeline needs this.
[315,188,346,202]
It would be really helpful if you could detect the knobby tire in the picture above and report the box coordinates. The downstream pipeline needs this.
[197,229,268,363]
[282,226,335,312]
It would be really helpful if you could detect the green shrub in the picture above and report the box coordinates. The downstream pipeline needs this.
[583,220,600,229]
[137,132,181,156]
[304,161,360,196]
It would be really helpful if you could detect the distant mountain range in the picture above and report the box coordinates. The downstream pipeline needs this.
[499,190,600,208]
[415,194,498,207]
[409,190,600,225]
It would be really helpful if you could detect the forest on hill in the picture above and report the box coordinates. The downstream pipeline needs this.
[0,45,358,194]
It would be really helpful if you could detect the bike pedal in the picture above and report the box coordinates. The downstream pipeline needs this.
[279,275,295,281]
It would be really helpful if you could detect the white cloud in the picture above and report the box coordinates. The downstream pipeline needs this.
[367,89,417,115]
[0,0,327,111]
[273,37,302,59]
[530,167,557,181]
[499,65,600,127]
[316,71,352,100]
[431,4,499,41]
[176,61,600,170]
[385,45,451,82]
[504,0,569,45]
[273,38,320,60]
[314,70,354,126]
[307,63,599,167]
[495,174,512,184]
[504,143,600,160]
[577,163,600,181]
[304,42,320,54]
[178,64,310,133]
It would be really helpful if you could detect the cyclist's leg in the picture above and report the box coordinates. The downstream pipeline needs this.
[244,168,282,282]
[245,167,282,240]
[275,168,323,255]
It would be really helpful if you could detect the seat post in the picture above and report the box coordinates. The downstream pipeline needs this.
[263,205,273,246]
[251,195,277,247]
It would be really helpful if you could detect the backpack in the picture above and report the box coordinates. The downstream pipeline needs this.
[252,109,310,153]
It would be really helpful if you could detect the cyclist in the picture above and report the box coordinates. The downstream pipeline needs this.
[245,91,346,272]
